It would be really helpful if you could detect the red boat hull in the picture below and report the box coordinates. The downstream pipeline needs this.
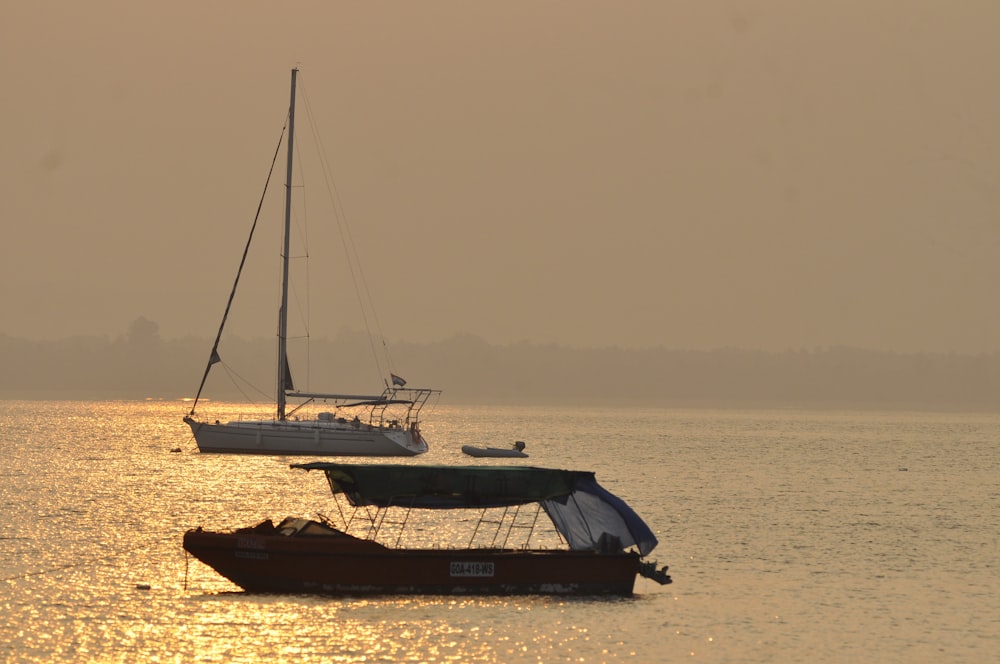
[184,529,641,596]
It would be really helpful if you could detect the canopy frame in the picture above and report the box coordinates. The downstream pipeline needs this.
[293,462,659,556]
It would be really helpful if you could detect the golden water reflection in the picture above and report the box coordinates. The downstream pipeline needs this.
[4,400,999,662]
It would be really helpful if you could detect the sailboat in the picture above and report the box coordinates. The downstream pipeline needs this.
[184,68,439,457]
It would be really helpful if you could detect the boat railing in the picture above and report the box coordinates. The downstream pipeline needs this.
[371,387,441,429]
[280,387,440,430]
[321,495,412,547]
[319,494,361,535]
[468,504,545,550]
[319,494,564,551]
[371,500,416,548]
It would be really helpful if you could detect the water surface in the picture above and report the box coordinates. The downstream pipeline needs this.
[2,401,997,661]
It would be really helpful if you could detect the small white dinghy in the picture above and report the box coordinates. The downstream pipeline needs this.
[461,441,528,458]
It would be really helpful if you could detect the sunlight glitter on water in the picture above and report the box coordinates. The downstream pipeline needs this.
[3,400,1000,662]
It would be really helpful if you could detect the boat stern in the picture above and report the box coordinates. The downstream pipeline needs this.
[399,426,429,455]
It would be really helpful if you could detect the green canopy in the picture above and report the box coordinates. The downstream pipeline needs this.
[291,462,581,508]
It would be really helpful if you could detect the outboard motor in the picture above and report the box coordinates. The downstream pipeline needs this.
[638,561,672,585]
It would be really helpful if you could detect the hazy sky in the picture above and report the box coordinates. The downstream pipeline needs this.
[3,1,999,353]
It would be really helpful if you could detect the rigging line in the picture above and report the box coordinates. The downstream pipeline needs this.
[283,188,313,391]
[276,126,313,393]
[220,362,270,403]
[189,116,289,416]
[285,218,313,391]
[300,78,388,382]
[290,126,313,343]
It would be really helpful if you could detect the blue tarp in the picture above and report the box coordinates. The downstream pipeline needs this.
[542,474,659,557]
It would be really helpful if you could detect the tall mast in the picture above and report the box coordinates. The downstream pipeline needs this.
[277,67,298,420]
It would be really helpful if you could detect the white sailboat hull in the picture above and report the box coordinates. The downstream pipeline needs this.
[184,417,428,457]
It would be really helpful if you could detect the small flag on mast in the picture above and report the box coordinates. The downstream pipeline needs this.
[390,373,407,387]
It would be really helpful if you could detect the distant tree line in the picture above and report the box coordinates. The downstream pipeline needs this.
[2,318,999,410]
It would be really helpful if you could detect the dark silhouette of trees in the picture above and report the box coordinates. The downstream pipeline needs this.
[1,320,998,410]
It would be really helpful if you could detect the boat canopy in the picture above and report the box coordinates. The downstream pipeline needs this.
[291,462,659,556]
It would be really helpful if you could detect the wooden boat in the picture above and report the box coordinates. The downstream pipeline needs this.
[462,440,528,458]
[183,463,671,595]
[184,68,440,457]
